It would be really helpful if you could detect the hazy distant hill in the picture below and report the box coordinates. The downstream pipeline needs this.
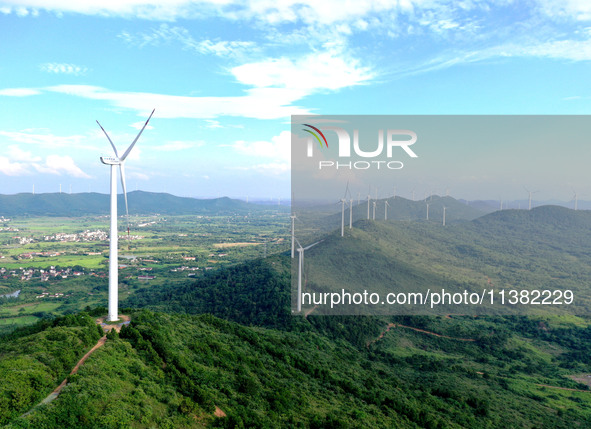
[292,204,591,316]
[0,191,275,217]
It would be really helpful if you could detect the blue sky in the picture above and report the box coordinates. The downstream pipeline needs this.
[1,1,591,202]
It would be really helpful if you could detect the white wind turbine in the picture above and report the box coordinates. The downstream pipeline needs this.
[97,109,155,322]
[290,213,297,258]
[372,200,376,220]
[426,202,430,220]
[349,198,353,229]
[294,238,323,312]
[524,187,538,210]
[572,189,579,211]
[443,206,447,226]
[340,198,346,236]
[385,200,390,220]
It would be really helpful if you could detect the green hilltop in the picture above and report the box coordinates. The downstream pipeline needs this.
[2,203,591,427]
[0,191,273,217]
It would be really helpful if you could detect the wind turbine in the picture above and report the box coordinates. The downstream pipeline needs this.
[426,203,430,220]
[290,213,296,258]
[372,201,376,220]
[340,199,346,236]
[524,187,538,210]
[572,189,578,211]
[295,238,323,312]
[349,198,353,229]
[97,108,155,322]
[443,206,446,226]
[384,200,390,220]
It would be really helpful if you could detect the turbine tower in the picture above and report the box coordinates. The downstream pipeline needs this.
[573,190,578,211]
[385,200,390,220]
[295,238,323,312]
[367,195,371,219]
[426,203,430,220]
[524,187,538,210]
[443,206,446,226]
[97,109,155,322]
[372,201,376,220]
[340,199,346,236]
[349,198,353,229]
[290,214,296,258]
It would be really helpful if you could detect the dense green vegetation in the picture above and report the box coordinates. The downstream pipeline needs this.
[3,307,591,428]
[0,313,103,425]
[2,197,591,427]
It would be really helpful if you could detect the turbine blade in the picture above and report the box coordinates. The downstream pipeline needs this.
[96,120,119,158]
[119,163,129,223]
[121,109,155,161]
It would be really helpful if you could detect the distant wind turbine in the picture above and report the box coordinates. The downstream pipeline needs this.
[372,201,376,220]
[524,187,538,210]
[443,206,446,226]
[97,108,155,322]
[572,189,579,211]
[426,203,430,220]
[349,198,353,229]
[340,199,346,236]
[290,214,296,258]
[385,200,390,220]
[295,238,323,312]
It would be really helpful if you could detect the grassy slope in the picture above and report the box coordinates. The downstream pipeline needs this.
[5,310,591,428]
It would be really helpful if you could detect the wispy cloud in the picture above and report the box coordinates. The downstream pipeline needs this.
[230,131,290,162]
[0,157,30,176]
[153,140,204,151]
[39,84,310,120]
[0,88,40,96]
[118,24,257,58]
[0,145,90,178]
[33,155,91,178]
[230,162,289,175]
[40,62,88,75]
[0,129,90,148]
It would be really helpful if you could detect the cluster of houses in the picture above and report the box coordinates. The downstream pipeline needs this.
[42,230,144,242]
[17,251,62,260]
[36,291,68,299]
[1,266,84,281]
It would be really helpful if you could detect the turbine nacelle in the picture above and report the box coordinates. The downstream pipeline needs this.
[100,156,121,165]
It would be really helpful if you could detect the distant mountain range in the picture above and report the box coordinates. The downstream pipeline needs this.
[0,191,286,217]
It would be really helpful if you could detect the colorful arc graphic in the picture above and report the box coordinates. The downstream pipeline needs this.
[302,124,328,148]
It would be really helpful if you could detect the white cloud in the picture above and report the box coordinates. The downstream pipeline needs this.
[33,155,91,178]
[0,88,41,96]
[7,145,41,162]
[127,171,150,180]
[230,162,289,175]
[0,157,30,176]
[43,84,309,120]
[231,50,375,91]
[119,24,257,57]
[153,140,204,151]
[231,130,290,162]
[0,129,89,148]
[130,121,154,130]
[40,62,88,75]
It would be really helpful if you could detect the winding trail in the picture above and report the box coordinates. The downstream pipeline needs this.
[367,322,476,347]
[21,315,130,417]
